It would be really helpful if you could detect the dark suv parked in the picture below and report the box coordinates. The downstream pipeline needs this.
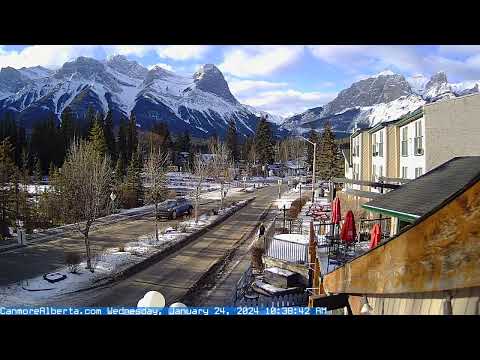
[156,198,193,220]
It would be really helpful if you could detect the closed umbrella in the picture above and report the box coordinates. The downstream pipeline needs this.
[369,223,382,249]
[331,197,341,225]
[340,210,356,243]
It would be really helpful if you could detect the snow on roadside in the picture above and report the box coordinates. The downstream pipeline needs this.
[0,199,249,306]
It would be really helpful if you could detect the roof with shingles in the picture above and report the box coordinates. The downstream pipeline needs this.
[363,156,480,221]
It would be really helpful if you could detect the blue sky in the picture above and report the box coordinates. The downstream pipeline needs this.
[1,45,480,117]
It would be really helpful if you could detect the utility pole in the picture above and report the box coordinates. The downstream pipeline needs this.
[299,136,317,205]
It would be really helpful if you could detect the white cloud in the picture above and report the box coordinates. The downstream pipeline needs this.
[307,45,480,82]
[241,89,337,118]
[156,45,211,60]
[308,45,423,75]
[228,78,288,97]
[219,45,304,77]
[437,45,480,56]
[0,45,212,70]
[0,45,99,69]
[147,63,174,72]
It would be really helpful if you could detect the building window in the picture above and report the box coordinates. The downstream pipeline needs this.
[372,133,377,157]
[352,137,360,157]
[372,164,376,181]
[415,167,423,178]
[402,166,408,179]
[378,131,384,157]
[414,120,424,156]
[401,127,408,156]
[379,165,383,180]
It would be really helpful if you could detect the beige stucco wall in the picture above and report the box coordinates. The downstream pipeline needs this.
[386,125,399,178]
[361,131,371,191]
[424,93,480,171]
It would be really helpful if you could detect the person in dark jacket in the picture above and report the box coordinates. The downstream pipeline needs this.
[258,223,265,237]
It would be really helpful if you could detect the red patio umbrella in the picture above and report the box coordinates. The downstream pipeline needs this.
[369,223,382,249]
[340,210,356,243]
[331,197,341,225]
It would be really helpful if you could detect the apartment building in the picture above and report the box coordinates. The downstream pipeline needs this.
[344,92,480,190]
[368,120,400,192]
[349,128,371,191]
[397,108,426,180]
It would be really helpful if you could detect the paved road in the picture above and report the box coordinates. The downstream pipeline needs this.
[0,191,254,287]
[47,185,281,307]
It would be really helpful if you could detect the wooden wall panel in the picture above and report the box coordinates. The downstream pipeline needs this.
[324,180,480,295]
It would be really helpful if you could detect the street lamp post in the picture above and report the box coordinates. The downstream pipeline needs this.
[110,191,117,215]
[299,136,317,204]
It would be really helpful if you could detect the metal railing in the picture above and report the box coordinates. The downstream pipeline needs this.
[264,234,309,265]
[233,292,309,307]
[358,217,392,242]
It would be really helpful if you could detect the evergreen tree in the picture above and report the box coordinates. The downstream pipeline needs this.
[83,106,97,139]
[117,118,128,166]
[60,107,78,160]
[241,136,254,162]
[33,157,42,183]
[30,116,62,173]
[126,114,138,162]
[254,116,274,166]
[0,139,16,239]
[125,150,143,208]
[103,110,116,162]
[114,157,125,184]
[225,119,239,162]
[89,119,107,158]
[317,122,344,180]
[152,121,173,154]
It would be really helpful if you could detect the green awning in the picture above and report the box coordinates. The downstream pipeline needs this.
[362,204,419,223]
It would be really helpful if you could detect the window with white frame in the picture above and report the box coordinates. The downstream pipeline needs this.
[379,165,383,179]
[378,131,384,157]
[352,136,360,157]
[372,133,377,156]
[414,120,424,156]
[372,164,376,181]
[415,167,423,178]
[401,166,408,179]
[401,127,408,156]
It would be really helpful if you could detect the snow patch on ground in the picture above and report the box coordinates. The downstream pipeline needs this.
[0,199,249,306]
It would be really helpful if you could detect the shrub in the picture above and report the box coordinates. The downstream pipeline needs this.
[65,252,81,274]
[166,190,177,199]
[288,196,309,219]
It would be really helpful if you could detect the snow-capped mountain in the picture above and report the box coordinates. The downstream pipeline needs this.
[281,71,480,136]
[0,55,285,138]
[242,105,284,125]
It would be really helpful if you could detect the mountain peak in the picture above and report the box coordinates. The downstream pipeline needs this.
[55,56,106,79]
[107,55,148,79]
[193,64,237,104]
[427,71,448,87]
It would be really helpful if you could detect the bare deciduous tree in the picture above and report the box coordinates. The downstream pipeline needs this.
[190,153,210,223]
[144,148,169,241]
[59,140,112,272]
[209,141,234,210]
